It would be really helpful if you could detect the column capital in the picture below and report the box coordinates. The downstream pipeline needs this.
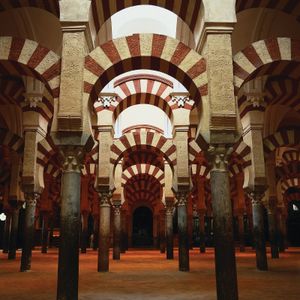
[99,190,113,207]
[59,146,84,173]
[112,199,122,215]
[247,190,265,206]
[207,144,233,171]
[24,193,39,207]
[174,190,189,207]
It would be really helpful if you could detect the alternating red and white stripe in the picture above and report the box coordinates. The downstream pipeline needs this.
[111,130,176,167]
[122,164,164,186]
[91,0,202,34]
[233,38,300,94]
[264,129,300,153]
[0,37,61,98]
[84,34,207,108]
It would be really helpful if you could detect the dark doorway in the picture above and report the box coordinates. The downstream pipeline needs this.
[287,200,300,246]
[132,206,153,247]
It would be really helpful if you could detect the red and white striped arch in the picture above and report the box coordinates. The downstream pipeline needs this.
[45,162,60,178]
[84,34,207,106]
[233,37,300,93]
[91,0,202,35]
[122,164,164,187]
[282,150,300,164]
[231,138,252,167]
[265,78,300,112]
[281,176,300,193]
[95,77,175,119]
[264,129,300,154]
[0,78,55,123]
[236,0,300,22]
[0,0,59,17]
[238,77,300,119]
[0,37,61,98]
[124,175,162,205]
[37,137,57,168]
[111,129,176,167]
[82,163,96,177]
[0,128,23,153]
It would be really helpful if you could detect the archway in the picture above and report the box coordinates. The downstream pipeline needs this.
[132,206,153,248]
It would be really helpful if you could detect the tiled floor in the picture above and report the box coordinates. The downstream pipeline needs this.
[0,247,299,299]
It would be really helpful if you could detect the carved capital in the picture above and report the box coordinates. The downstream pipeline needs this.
[248,191,264,206]
[207,144,233,171]
[97,93,117,109]
[174,190,189,207]
[24,193,39,207]
[23,93,43,108]
[245,95,266,109]
[170,93,193,108]
[166,205,174,216]
[60,146,84,173]
[112,204,121,215]
[99,190,113,207]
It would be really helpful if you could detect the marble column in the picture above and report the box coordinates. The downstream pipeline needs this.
[127,213,132,248]
[98,191,111,272]
[198,212,206,253]
[153,214,159,249]
[8,205,20,259]
[159,210,166,254]
[112,201,121,260]
[41,212,49,254]
[277,210,287,252]
[267,203,279,259]
[57,148,82,300]
[20,193,38,272]
[250,192,268,270]
[237,214,245,252]
[165,201,174,260]
[81,212,89,254]
[2,212,11,254]
[120,210,126,253]
[92,215,99,251]
[209,146,238,300]
[176,191,189,272]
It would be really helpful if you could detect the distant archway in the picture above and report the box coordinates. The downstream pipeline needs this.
[132,206,153,247]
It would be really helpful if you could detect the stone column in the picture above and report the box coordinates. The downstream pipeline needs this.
[153,214,159,249]
[237,214,245,252]
[266,201,279,259]
[120,210,127,253]
[41,212,49,254]
[2,212,11,254]
[57,147,82,300]
[176,191,189,272]
[92,215,99,251]
[249,192,268,270]
[8,204,20,259]
[20,193,39,272]
[165,200,174,259]
[208,145,238,300]
[98,191,111,272]
[112,200,121,260]
[127,213,132,248]
[81,212,89,254]
[198,211,206,253]
[277,209,287,252]
[159,210,166,254]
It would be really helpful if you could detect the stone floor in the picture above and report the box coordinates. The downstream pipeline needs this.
[0,247,299,299]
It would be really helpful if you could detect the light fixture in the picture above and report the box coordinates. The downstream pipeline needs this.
[0,213,6,222]
[292,204,299,211]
